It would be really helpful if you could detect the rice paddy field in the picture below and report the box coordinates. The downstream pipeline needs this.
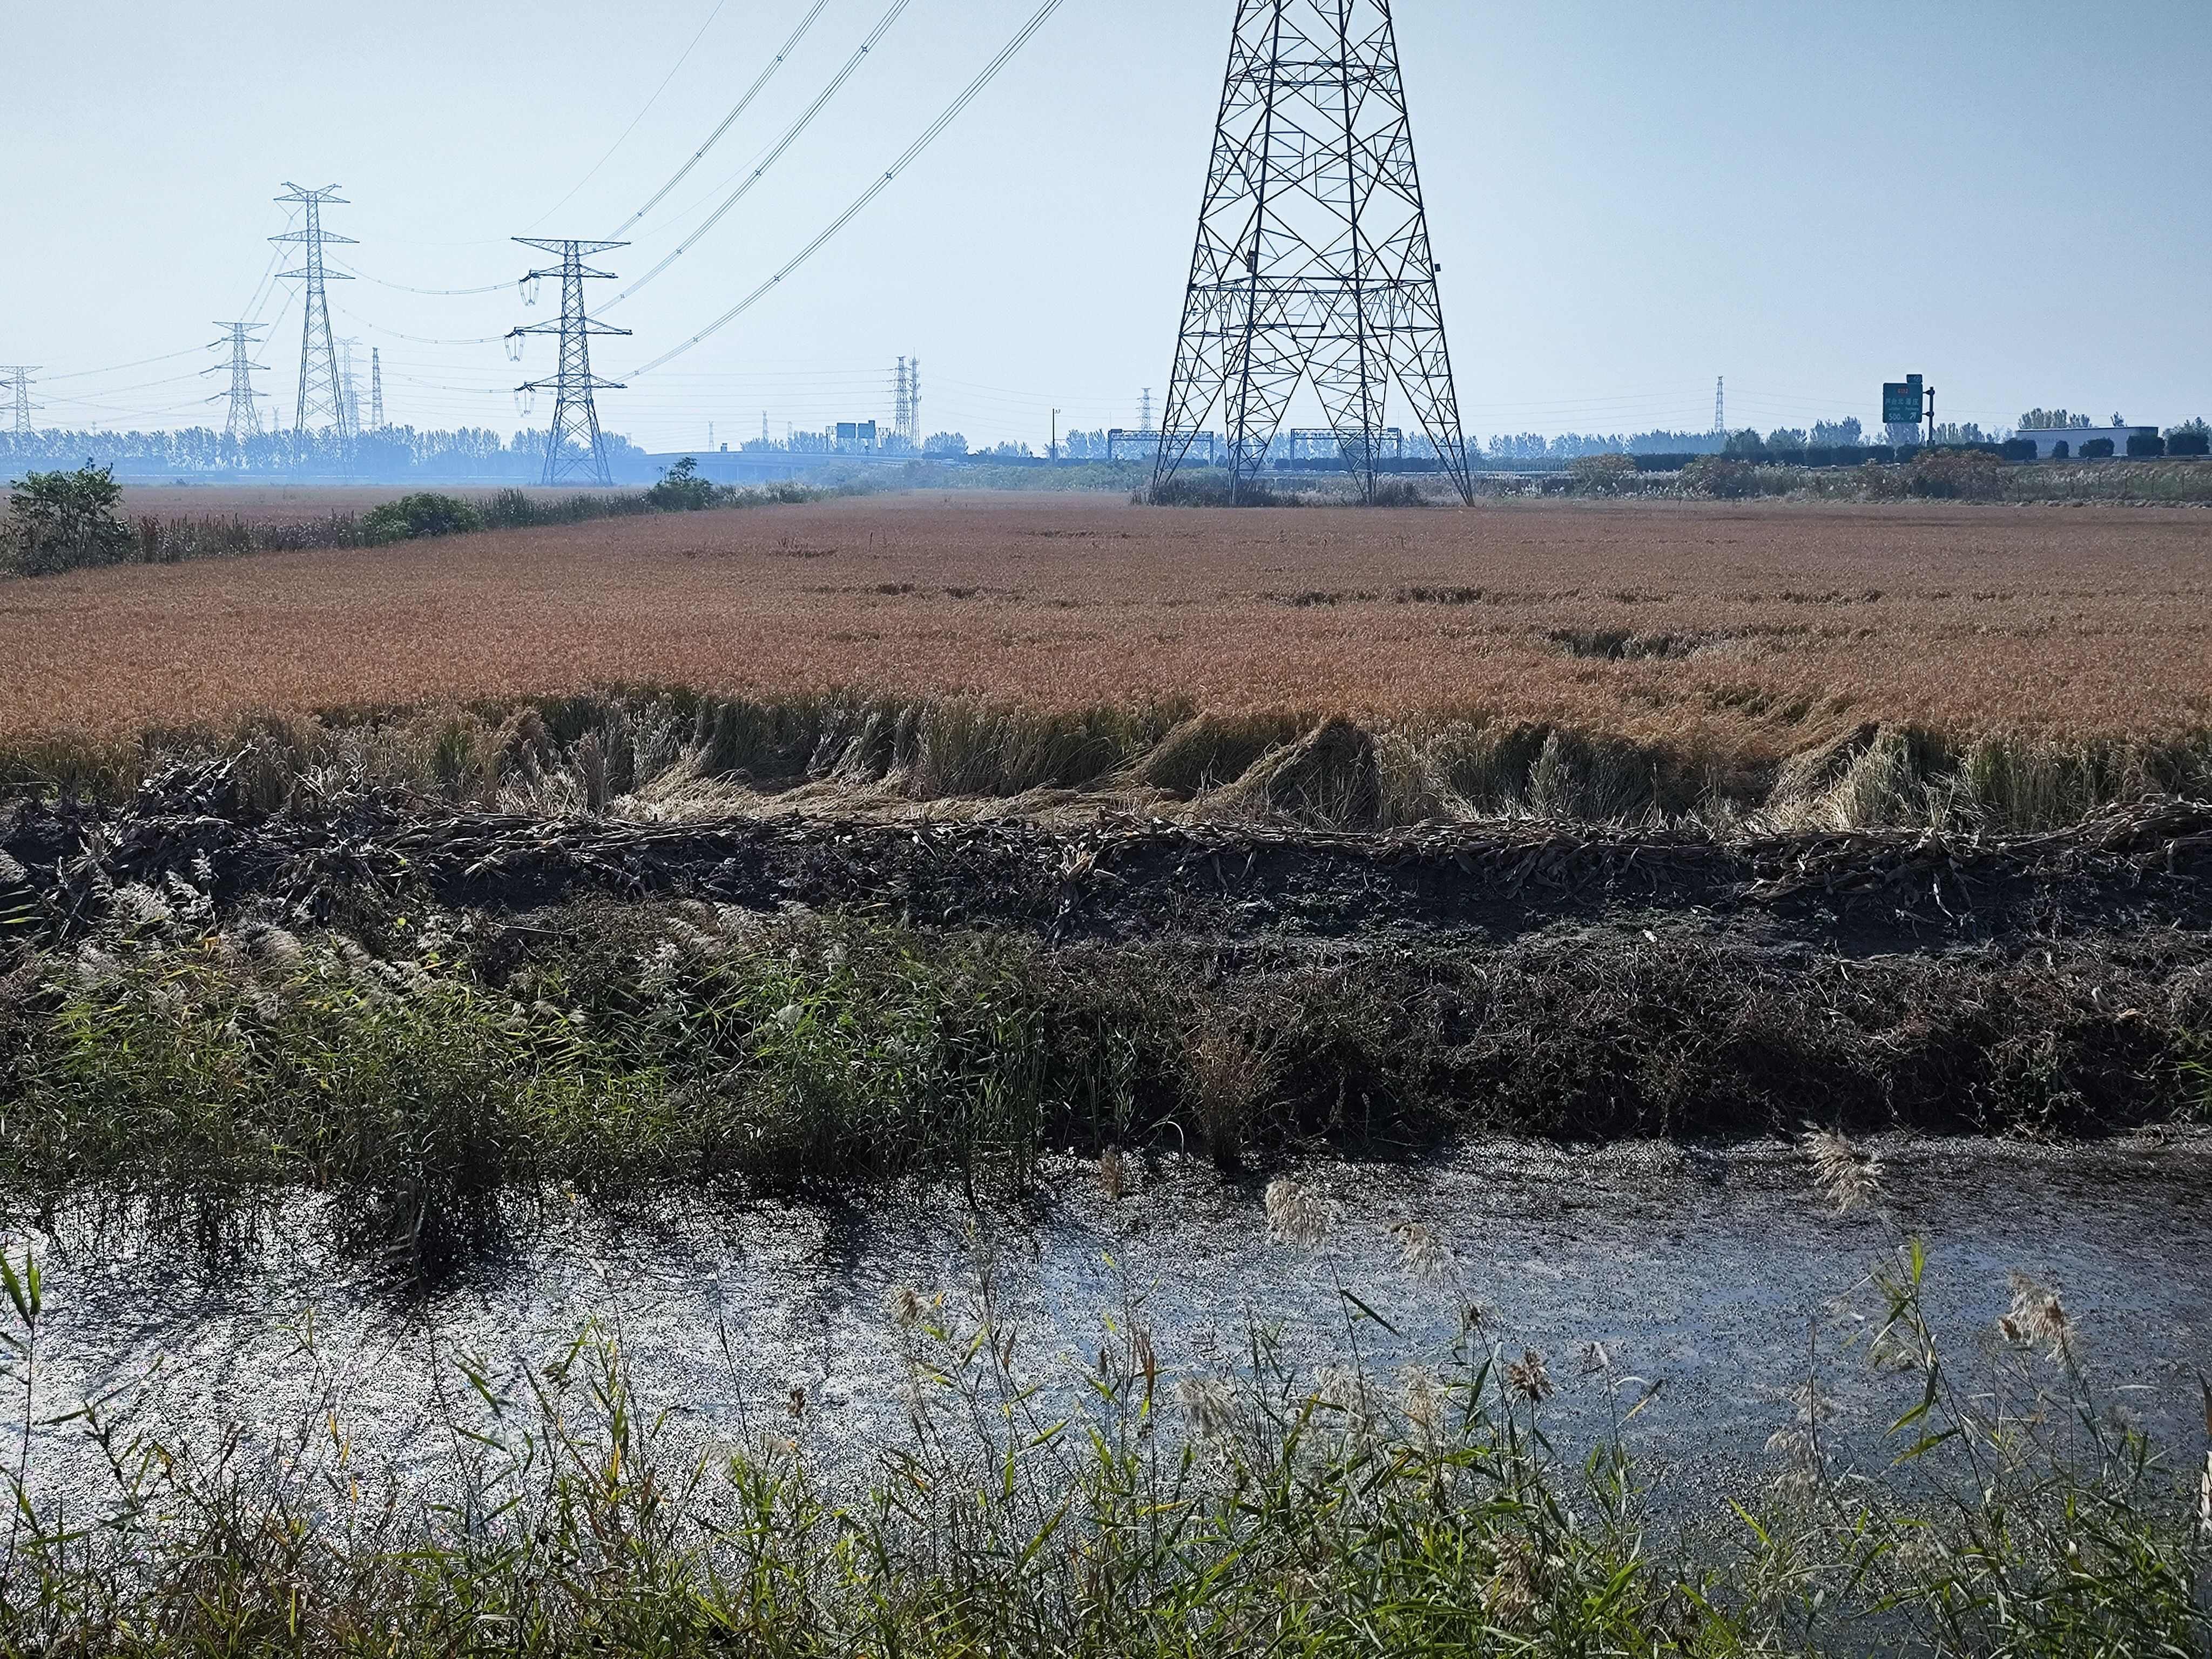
[6,491,2210,751]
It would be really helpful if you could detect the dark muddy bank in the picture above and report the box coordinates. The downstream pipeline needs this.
[8,782,2211,952]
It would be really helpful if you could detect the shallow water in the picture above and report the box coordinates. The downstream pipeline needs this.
[7,1134,2210,1514]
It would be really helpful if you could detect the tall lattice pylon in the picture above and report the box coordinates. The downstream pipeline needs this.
[508,239,630,487]
[272,183,354,436]
[207,323,267,440]
[338,338,363,437]
[893,358,912,450]
[0,367,41,437]
[370,348,386,430]
[1154,1,1473,505]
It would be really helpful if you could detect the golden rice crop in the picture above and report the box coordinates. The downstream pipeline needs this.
[4,493,2208,762]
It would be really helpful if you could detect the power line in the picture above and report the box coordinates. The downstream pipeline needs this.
[527,0,736,232]
[332,266,514,299]
[609,0,832,238]
[332,303,505,347]
[606,0,915,311]
[41,347,215,384]
[630,0,1066,376]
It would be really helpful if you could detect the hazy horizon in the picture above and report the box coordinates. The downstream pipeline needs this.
[8,0,2208,453]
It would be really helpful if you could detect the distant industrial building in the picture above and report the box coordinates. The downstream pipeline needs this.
[2015,424,2159,460]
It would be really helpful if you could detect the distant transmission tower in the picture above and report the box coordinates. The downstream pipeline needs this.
[1,367,42,437]
[508,238,630,487]
[1139,387,1156,434]
[1156,1,1473,506]
[1714,376,1725,439]
[893,357,913,450]
[207,323,267,440]
[910,358,921,444]
[370,347,386,430]
[272,183,354,436]
[338,338,363,439]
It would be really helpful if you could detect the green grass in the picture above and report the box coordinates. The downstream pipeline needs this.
[0,894,2203,1252]
[0,1181,2203,1656]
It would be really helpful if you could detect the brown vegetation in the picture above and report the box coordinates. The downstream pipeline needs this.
[3,494,2208,775]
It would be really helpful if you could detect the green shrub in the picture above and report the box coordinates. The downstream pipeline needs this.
[2127,434,2168,458]
[360,492,488,545]
[2080,437,2116,460]
[1,463,134,576]
[642,455,724,511]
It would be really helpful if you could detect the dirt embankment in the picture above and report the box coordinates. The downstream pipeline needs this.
[9,771,2210,954]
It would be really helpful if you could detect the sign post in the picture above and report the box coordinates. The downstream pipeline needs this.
[1882,374,1936,446]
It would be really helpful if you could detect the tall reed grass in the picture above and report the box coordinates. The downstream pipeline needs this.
[8,691,2209,835]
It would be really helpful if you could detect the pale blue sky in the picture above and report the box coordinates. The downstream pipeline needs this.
[7,1,2208,450]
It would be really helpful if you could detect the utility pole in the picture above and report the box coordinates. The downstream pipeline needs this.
[1,367,42,437]
[761,410,769,446]
[1156,1,1472,505]
[272,183,354,435]
[369,347,386,430]
[1050,407,1061,461]
[206,323,267,441]
[910,358,921,446]
[507,238,630,487]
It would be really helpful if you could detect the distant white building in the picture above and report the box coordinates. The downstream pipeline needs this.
[2016,424,2159,460]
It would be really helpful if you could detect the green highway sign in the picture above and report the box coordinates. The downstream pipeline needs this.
[1883,375,1925,426]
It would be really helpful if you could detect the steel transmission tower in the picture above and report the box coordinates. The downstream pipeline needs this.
[508,239,630,487]
[893,358,912,450]
[370,347,386,430]
[1714,376,1725,439]
[207,323,267,440]
[272,184,354,436]
[338,338,363,438]
[1139,387,1156,434]
[1,367,41,437]
[1155,1,1473,505]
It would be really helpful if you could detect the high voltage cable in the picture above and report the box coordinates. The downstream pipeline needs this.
[41,347,210,383]
[334,266,512,298]
[605,0,914,311]
[333,304,503,347]
[609,0,834,239]
[325,0,780,299]
[528,0,736,232]
[631,0,1067,376]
